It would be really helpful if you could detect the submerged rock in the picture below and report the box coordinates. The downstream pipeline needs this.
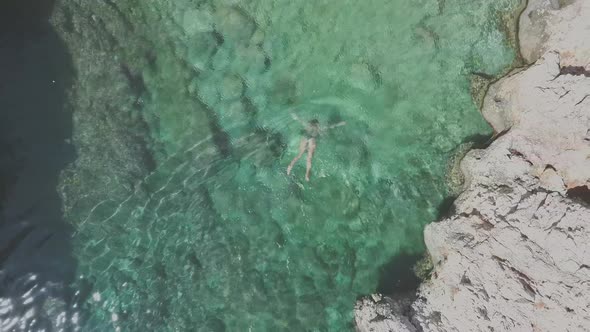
[51,0,157,221]
[356,0,590,331]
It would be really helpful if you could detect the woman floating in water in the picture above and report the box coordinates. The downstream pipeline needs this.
[287,113,346,181]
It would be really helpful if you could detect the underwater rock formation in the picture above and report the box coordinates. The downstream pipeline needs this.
[51,0,157,221]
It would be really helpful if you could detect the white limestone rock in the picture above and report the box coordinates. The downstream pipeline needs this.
[520,0,590,67]
[481,51,590,188]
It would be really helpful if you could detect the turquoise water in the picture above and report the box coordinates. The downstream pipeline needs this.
[69,0,520,330]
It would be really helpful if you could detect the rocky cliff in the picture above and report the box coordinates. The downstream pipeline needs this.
[356,1,590,331]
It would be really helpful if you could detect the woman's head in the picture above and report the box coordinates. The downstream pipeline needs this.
[309,119,320,127]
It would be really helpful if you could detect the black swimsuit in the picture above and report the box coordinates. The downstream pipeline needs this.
[302,127,320,140]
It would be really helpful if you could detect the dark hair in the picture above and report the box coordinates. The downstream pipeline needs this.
[309,119,320,126]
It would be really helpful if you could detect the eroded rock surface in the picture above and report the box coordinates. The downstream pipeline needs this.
[356,1,590,331]
[480,52,590,189]
[520,0,590,67]
[355,295,417,332]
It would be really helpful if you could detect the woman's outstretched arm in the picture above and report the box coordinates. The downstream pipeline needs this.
[322,121,346,132]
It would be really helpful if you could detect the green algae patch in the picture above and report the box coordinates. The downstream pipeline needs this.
[67,0,522,330]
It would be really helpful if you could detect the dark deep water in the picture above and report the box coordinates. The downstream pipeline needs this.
[0,0,79,330]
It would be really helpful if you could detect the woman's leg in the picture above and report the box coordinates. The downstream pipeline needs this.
[305,138,316,181]
[287,138,308,175]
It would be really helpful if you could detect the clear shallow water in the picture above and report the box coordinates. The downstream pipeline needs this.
[63,0,521,330]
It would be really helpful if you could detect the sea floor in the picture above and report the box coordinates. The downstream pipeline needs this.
[5,0,522,330]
